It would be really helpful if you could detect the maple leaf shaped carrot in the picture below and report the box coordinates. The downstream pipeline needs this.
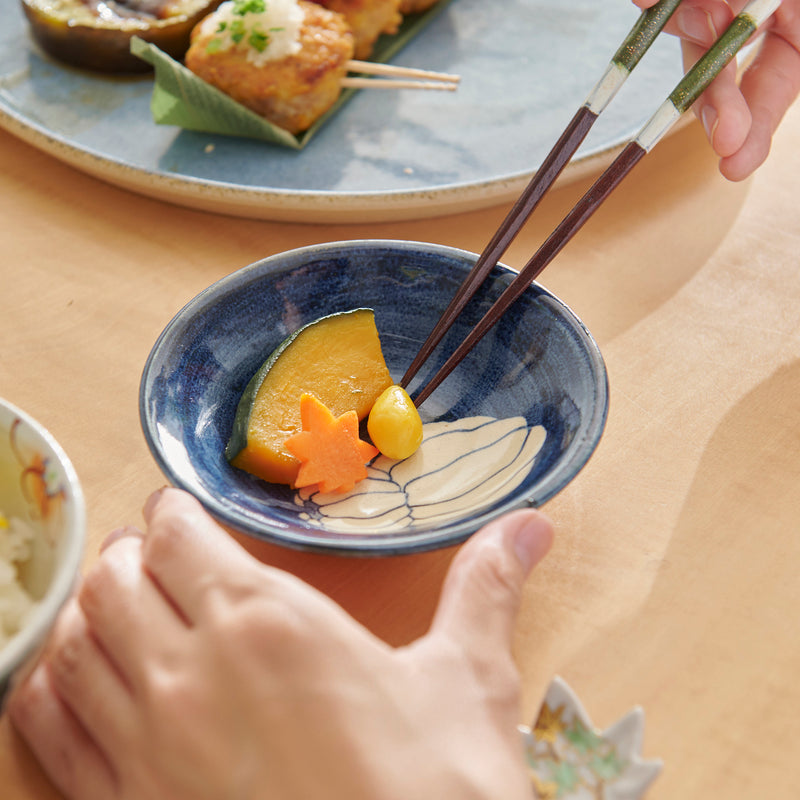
[284,393,379,494]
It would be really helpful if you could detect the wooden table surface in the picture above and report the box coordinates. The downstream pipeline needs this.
[1,96,799,799]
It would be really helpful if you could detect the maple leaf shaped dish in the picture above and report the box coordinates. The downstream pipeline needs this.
[519,676,662,800]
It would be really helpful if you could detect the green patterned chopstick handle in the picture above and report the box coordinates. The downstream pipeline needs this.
[637,0,781,151]
[586,0,682,114]
[612,0,683,71]
[669,0,779,110]
[402,3,682,390]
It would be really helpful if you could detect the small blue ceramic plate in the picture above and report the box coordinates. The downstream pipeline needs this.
[139,240,608,555]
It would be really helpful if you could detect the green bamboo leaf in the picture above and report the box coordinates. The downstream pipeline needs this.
[130,37,302,147]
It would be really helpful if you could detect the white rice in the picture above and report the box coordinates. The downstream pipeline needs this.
[0,513,38,649]
[199,0,305,65]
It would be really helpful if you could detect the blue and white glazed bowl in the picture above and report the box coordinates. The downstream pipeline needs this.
[0,398,86,706]
[139,240,608,555]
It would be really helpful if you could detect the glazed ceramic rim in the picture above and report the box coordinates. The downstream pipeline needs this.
[0,93,694,225]
[0,398,86,679]
[139,240,609,555]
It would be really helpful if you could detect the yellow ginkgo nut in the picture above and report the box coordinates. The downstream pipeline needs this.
[367,385,423,460]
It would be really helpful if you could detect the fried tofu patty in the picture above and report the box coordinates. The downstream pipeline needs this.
[310,0,400,59]
[186,0,354,134]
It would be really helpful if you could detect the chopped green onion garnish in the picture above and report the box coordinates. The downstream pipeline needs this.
[232,0,267,15]
[249,30,269,51]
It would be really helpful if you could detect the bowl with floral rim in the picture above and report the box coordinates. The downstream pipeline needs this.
[0,397,86,705]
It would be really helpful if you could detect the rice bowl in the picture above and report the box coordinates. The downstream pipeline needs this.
[0,398,85,706]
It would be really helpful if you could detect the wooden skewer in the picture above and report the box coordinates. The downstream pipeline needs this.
[400,0,683,392]
[347,59,460,83]
[409,0,780,408]
[340,77,457,91]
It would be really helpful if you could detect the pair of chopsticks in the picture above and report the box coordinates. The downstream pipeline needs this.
[403,0,780,406]
[342,60,460,92]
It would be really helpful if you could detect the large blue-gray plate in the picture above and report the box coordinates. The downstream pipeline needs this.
[0,0,683,223]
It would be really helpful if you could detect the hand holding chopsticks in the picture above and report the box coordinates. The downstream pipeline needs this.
[400,0,683,392]
[406,0,781,408]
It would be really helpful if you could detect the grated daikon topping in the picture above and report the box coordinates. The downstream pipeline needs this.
[199,0,305,65]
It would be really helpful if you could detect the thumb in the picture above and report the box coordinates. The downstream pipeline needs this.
[430,509,553,659]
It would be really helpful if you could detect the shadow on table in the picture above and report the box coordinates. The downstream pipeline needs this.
[491,120,754,348]
[546,358,800,797]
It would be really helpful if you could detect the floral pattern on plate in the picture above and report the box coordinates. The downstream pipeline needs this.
[8,417,66,543]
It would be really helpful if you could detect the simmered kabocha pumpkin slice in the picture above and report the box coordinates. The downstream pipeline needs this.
[226,309,393,487]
